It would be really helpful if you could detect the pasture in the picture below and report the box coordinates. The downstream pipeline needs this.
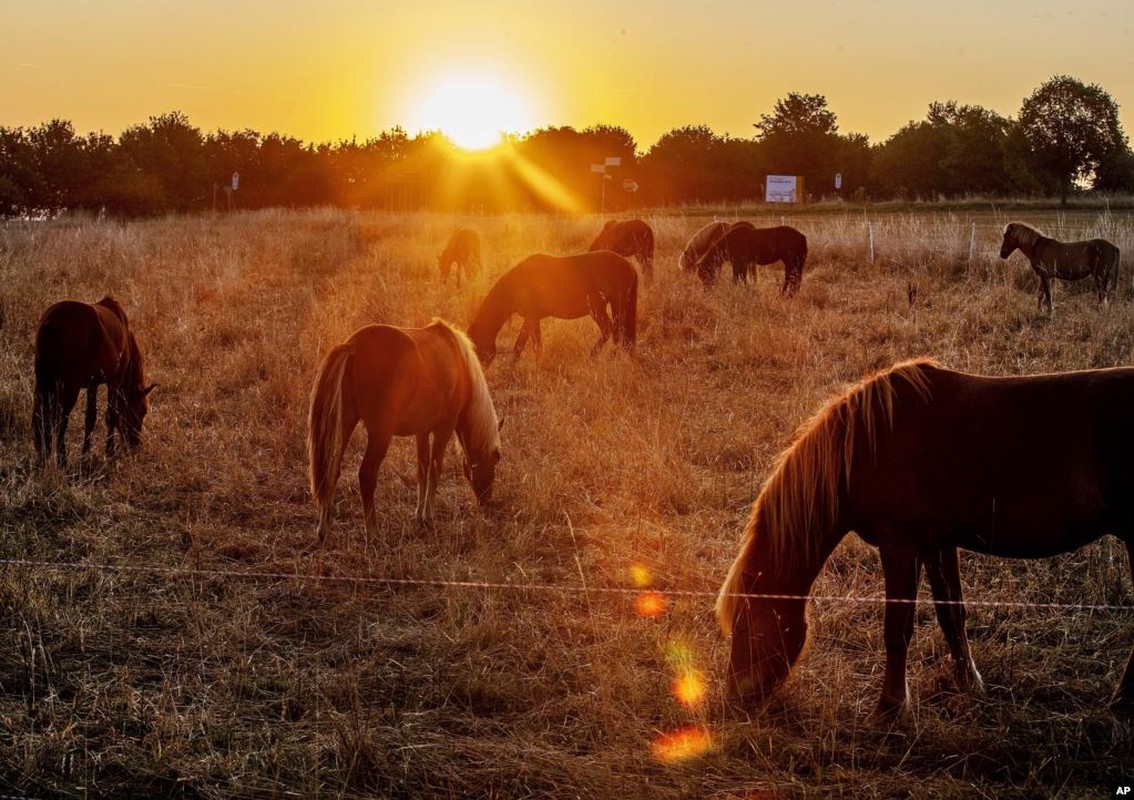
[0,207,1132,798]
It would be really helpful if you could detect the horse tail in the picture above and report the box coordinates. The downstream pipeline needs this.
[307,343,355,514]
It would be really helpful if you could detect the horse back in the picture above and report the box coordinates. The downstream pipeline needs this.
[845,365,1134,556]
[346,324,467,435]
[443,228,480,261]
[589,219,653,257]
[35,299,129,389]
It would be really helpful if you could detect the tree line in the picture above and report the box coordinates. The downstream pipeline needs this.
[2,74,1131,218]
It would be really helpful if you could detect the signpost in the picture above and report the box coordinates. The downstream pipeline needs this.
[592,156,623,214]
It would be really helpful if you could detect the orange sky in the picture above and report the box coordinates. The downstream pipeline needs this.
[4,0,1134,150]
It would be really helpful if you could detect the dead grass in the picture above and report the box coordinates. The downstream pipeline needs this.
[0,208,1132,798]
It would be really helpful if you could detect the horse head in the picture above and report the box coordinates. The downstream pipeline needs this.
[463,445,501,505]
[999,223,1020,259]
[109,379,154,450]
[725,596,808,706]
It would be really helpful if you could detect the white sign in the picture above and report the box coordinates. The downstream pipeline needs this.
[232,172,240,191]
[590,163,606,174]
[765,175,801,204]
[835,173,842,190]
[604,156,621,166]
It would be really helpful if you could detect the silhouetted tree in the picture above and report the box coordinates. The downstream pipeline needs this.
[754,93,867,199]
[1017,75,1129,204]
[874,102,1010,198]
[117,112,205,213]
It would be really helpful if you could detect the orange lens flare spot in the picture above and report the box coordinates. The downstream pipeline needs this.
[629,564,652,588]
[634,590,667,618]
[671,670,706,709]
[651,725,714,763]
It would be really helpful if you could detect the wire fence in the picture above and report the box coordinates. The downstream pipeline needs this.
[2,556,1132,613]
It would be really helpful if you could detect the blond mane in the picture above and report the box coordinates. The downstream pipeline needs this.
[436,319,500,460]
[717,359,936,634]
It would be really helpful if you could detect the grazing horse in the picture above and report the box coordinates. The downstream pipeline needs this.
[717,359,1134,720]
[438,228,482,287]
[679,221,731,275]
[32,296,154,467]
[999,221,1120,314]
[589,219,655,281]
[695,223,808,295]
[466,251,637,367]
[307,320,501,547]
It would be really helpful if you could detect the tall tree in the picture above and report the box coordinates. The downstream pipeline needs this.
[754,93,865,199]
[1017,75,1129,204]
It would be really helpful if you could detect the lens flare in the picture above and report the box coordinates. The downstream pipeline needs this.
[634,590,667,618]
[629,563,652,588]
[671,670,707,709]
[651,725,714,763]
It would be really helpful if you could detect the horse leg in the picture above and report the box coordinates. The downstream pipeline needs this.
[589,300,613,356]
[357,428,392,546]
[513,321,532,359]
[1111,539,1134,711]
[873,546,921,721]
[414,433,430,522]
[1037,272,1053,315]
[83,382,99,458]
[32,388,53,467]
[54,385,81,468]
[923,548,984,694]
[420,426,454,524]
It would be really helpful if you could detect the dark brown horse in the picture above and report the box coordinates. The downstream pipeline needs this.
[32,296,154,467]
[678,221,731,275]
[466,251,637,367]
[589,219,654,281]
[438,228,482,287]
[307,320,501,547]
[696,223,808,295]
[717,359,1134,720]
[999,221,1120,314]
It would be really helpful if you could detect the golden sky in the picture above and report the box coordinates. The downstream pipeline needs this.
[4,0,1134,150]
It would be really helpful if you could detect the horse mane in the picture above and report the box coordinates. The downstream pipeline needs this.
[1005,221,1044,251]
[435,319,499,458]
[716,358,936,634]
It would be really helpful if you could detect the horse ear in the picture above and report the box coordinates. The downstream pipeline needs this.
[143,383,157,396]
[497,413,505,432]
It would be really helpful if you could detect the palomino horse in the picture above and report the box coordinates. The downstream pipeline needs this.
[999,221,1120,314]
[33,296,154,467]
[679,221,731,275]
[307,320,501,547]
[717,359,1134,720]
[589,219,655,281]
[695,223,808,295]
[466,251,637,367]
[438,228,482,287]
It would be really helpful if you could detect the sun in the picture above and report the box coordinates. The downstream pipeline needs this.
[407,71,535,151]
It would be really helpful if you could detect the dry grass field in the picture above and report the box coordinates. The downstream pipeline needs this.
[1,207,1132,798]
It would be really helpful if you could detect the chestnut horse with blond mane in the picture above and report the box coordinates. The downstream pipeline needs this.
[33,296,154,467]
[466,251,637,367]
[307,320,501,547]
[717,359,1134,720]
[999,221,1120,314]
